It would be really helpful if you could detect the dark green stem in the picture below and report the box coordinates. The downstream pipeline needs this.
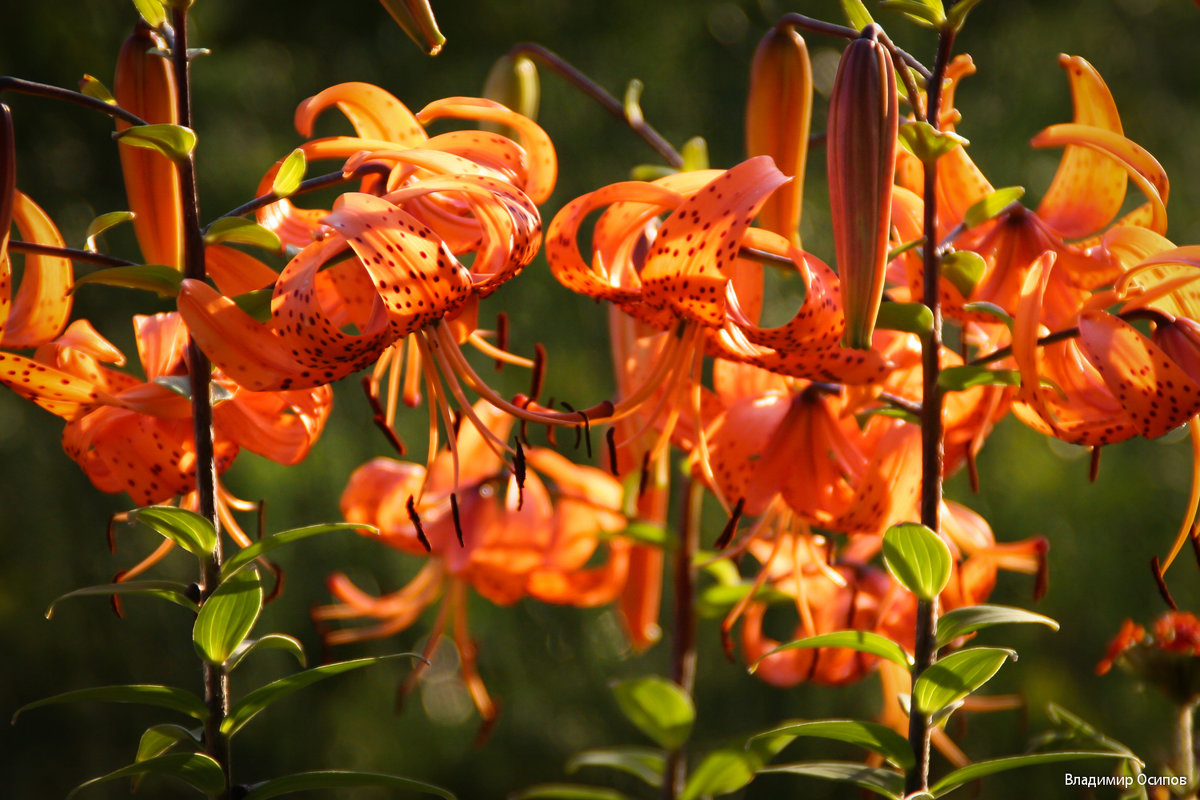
[776,13,932,81]
[0,76,148,127]
[509,43,684,169]
[169,7,230,797]
[968,308,1168,367]
[906,25,956,798]
[1178,701,1196,798]
[6,240,138,268]
[662,478,702,800]
[206,163,392,229]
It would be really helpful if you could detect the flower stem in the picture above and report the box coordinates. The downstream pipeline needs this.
[6,240,138,268]
[776,13,932,81]
[206,162,392,228]
[1178,701,1197,799]
[906,25,956,798]
[169,7,230,797]
[662,477,702,800]
[0,76,149,127]
[508,43,684,169]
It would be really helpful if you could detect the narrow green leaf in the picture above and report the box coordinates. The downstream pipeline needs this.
[84,211,135,253]
[222,523,374,580]
[681,136,709,172]
[752,630,913,672]
[876,302,934,336]
[604,520,672,549]
[511,786,634,800]
[68,753,223,799]
[838,0,875,30]
[153,375,235,405]
[71,264,182,298]
[567,747,664,788]
[913,647,1016,716]
[941,251,986,297]
[135,724,200,763]
[887,236,925,262]
[696,582,789,618]
[879,0,945,27]
[962,186,1025,229]
[13,684,207,724]
[244,770,456,800]
[936,604,1059,648]
[1043,704,1139,758]
[931,751,1138,797]
[114,123,196,162]
[79,74,117,105]
[46,580,198,618]
[203,217,283,253]
[898,121,968,166]
[680,748,758,800]
[750,720,915,771]
[223,653,420,736]
[882,523,952,601]
[271,148,307,199]
[630,165,678,181]
[126,506,216,558]
[962,301,1014,328]
[131,0,166,27]
[757,761,903,799]
[611,676,695,750]
[227,633,307,672]
[193,568,263,665]
[946,0,986,30]
[232,287,274,323]
[938,365,1021,392]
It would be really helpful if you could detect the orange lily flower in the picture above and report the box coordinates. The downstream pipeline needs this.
[315,402,628,724]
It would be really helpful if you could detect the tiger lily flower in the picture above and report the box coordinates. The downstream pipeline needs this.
[0,190,73,352]
[315,402,628,724]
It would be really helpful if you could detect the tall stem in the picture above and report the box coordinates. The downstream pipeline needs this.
[1178,701,1197,799]
[905,26,956,797]
[662,478,702,800]
[169,7,230,797]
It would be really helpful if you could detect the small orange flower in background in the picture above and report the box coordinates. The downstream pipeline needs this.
[315,402,628,725]
[1098,612,1200,705]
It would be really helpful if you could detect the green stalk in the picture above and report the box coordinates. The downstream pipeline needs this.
[662,478,702,800]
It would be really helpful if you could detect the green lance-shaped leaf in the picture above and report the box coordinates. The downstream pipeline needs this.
[244,770,457,800]
[697,582,790,618]
[126,505,217,558]
[757,761,904,799]
[930,751,1139,798]
[962,301,1014,328]
[898,121,969,166]
[603,520,672,549]
[879,0,946,28]
[511,786,635,800]
[135,723,200,764]
[114,123,196,162]
[630,164,678,181]
[203,217,283,253]
[680,748,759,800]
[941,250,987,297]
[839,0,876,30]
[232,287,274,323]
[946,0,987,31]
[84,210,135,252]
[749,719,915,771]
[221,522,375,580]
[936,604,1059,648]
[13,684,207,724]
[882,522,952,601]
[223,653,421,736]
[876,301,934,336]
[270,148,307,199]
[68,753,223,799]
[193,567,263,665]
[962,186,1025,229]
[130,0,167,27]
[938,365,1021,393]
[79,74,117,105]
[71,264,182,299]
[567,747,664,788]
[227,633,307,672]
[752,630,914,672]
[611,675,695,750]
[886,236,925,262]
[913,647,1016,716]
[153,375,235,405]
[46,579,198,618]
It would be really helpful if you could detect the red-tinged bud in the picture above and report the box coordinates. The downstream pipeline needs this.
[114,23,183,269]
[1153,316,1200,379]
[378,0,446,56]
[826,24,898,350]
[745,23,812,247]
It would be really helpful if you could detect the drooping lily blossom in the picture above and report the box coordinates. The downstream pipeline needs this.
[0,190,73,351]
[315,402,628,724]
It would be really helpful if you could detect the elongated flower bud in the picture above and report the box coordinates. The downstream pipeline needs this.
[378,0,446,56]
[114,23,183,269]
[481,53,540,139]
[827,24,898,350]
[745,23,812,247]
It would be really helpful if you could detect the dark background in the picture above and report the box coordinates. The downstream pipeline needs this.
[3,0,1200,797]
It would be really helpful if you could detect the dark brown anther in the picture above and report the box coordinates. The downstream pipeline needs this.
[494,312,509,370]
[110,570,128,617]
[450,492,464,547]
[451,410,463,439]
[513,437,527,510]
[637,451,650,498]
[262,558,285,604]
[529,343,547,401]
[362,376,406,455]
[714,498,746,550]
[1151,555,1178,610]
[605,428,619,475]
[559,400,583,450]
[106,513,122,553]
[1033,537,1050,602]
[406,495,432,552]
[1089,446,1102,483]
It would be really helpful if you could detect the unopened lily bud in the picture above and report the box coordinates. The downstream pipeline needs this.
[1153,315,1200,379]
[826,23,898,350]
[378,0,446,56]
[481,53,540,138]
[114,23,183,268]
[745,23,812,247]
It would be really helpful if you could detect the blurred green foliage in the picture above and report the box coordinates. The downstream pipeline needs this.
[3,0,1200,797]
